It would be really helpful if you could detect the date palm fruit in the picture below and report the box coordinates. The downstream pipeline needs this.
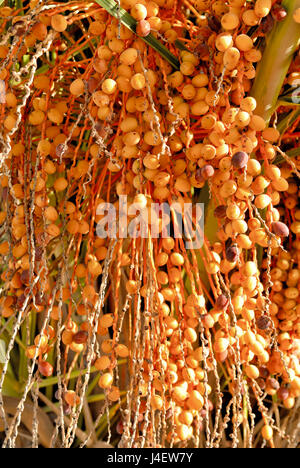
[0,0,299,451]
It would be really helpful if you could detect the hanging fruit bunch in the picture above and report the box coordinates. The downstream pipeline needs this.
[0,0,300,449]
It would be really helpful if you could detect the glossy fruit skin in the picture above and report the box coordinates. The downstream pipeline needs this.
[215,294,229,310]
[195,168,204,183]
[272,221,289,237]
[38,361,53,377]
[116,420,124,435]
[136,20,151,37]
[73,330,88,344]
[257,315,271,330]
[267,377,280,391]
[214,205,227,219]
[271,5,287,22]
[261,425,273,441]
[225,244,239,262]
[201,164,215,179]
[277,386,289,401]
[232,151,249,169]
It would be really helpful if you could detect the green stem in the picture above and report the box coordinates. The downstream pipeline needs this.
[251,0,300,122]
[86,372,101,397]
[35,359,127,389]
[34,366,98,389]
[277,108,300,135]
[96,398,125,438]
[18,321,28,385]
[191,185,219,295]
[88,391,126,404]
[273,146,300,165]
